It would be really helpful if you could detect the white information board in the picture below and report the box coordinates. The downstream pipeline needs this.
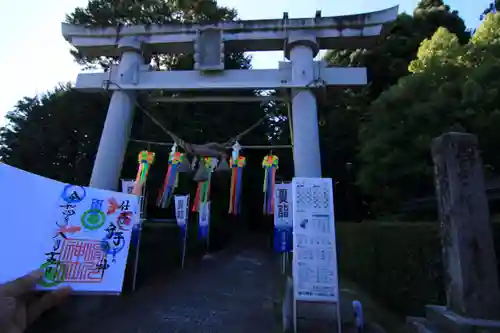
[291,177,339,302]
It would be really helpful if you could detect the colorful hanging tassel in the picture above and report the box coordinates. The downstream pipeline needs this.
[192,157,217,212]
[228,156,246,215]
[157,151,184,208]
[132,150,155,195]
[262,154,278,215]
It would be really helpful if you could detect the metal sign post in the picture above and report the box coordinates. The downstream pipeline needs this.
[281,253,286,274]
[131,182,147,291]
[131,220,142,291]
[291,177,341,333]
[182,222,188,268]
[206,202,211,252]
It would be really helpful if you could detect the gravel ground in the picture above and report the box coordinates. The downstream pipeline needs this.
[48,237,283,333]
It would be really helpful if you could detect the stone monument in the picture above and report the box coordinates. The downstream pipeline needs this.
[408,132,500,333]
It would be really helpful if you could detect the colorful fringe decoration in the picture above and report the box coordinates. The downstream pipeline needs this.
[228,156,246,215]
[157,151,184,208]
[192,157,217,212]
[132,150,155,195]
[262,154,278,215]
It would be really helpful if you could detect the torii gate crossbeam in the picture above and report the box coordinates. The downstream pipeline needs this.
[62,7,398,190]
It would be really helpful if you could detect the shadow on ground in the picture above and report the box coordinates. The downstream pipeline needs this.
[28,232,283,333]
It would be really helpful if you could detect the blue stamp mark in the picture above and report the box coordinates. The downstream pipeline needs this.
[61,185,86,203]
[100,234,125,255]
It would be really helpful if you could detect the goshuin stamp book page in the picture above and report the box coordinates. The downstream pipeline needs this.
[0,163,139,294]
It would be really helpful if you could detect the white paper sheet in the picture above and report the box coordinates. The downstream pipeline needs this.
[199,202,210,228]
[0,164,138,294]
[291,177,339,302]
[0,164,63,283]
[121,179,135,194]
[174,195,190,227]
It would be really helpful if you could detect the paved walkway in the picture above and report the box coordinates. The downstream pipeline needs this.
[48,238,283,333]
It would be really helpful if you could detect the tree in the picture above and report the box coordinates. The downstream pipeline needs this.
[357,14,500,213]
[408,27,461,73]
[472,11,500,46]
[324,0,469,99]
[0,84,109,185]
[65,0,238,69]
[318,0,471,218]
[481,0,499,20]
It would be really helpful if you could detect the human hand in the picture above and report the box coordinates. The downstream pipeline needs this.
[0,270,71,333]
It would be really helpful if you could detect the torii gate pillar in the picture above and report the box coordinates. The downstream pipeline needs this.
[89,37,144,190]
[286,35,321,177]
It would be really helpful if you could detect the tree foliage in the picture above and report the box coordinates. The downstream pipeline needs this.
[319,0,470,217]
[0,84,109,184]
[65,0,237,69]
[358,14,500,212]
[481,0,499,19]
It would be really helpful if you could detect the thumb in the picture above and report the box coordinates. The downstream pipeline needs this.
[27,286,72,324]
[3,270,43,297]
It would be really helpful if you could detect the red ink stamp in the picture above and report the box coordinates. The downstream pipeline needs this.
[59,238,106,283]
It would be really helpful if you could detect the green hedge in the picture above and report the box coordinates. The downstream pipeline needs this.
[336,222,500,316]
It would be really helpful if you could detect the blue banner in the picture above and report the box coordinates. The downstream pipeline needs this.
[174,195,190,243]
[274,226,293,253]
[199,224,209,240]
[274,184,293,253]
[198,202,210,240]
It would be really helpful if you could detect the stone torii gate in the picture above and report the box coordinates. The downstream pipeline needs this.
[62,7,397,190]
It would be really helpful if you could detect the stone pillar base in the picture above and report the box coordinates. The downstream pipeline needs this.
[407,305,500,333]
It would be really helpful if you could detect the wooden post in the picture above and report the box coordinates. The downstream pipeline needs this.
[431,132,500,320]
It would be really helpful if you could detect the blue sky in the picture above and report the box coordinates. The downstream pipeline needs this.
[0,0,490,123]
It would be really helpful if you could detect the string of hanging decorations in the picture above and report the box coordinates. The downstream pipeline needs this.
[123,91,291,216]
[129,139,292,150]
[130,138,287,216]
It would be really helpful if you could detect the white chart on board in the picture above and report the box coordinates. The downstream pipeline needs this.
[292,177,339,302]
